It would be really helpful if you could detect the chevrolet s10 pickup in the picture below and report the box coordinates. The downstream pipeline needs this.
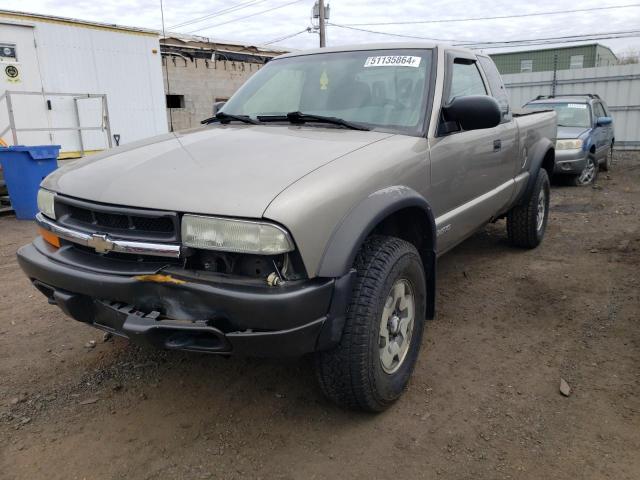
[18,43,557,411]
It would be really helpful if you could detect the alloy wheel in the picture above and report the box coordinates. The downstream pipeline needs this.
[578,157,596,185]
[379,279,415,374]
[536,188,546,232]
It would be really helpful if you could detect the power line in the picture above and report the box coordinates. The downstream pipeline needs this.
[466,31,640,49]
[328,22,640,48]
[169,0,269,29]
[160,0,173,132]
[461,29,640,46]
[328,22,462,42]
[339,4,640,26]
[184,0,304,34]
[264,27,312,45]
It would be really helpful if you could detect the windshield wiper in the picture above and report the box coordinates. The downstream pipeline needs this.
[201,112,260,125]
[258,111,370,131]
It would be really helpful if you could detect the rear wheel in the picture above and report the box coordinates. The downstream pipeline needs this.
[572,155,598,186]
[507,168,550,249]
[314,235,426,412]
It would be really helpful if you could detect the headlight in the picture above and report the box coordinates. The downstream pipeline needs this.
[181,215,294,254]
[556,139,583,150]
[37,189,56,219]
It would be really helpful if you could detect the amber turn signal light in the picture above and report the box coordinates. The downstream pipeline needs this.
[39,228,60,248]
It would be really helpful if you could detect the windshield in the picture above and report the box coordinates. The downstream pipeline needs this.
[221,49,433,135]
[525,102,591,128]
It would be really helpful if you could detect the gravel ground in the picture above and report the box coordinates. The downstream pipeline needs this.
[0,152,639,480]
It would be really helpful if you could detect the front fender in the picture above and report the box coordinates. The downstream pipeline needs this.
[317,186,437,320]
[583,130,596,152]
[317,186,435,276]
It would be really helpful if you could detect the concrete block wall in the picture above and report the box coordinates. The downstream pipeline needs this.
[162,56,263,131]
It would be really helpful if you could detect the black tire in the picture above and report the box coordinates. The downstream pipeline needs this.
[599,145,613,172]
[571,155,598,186]
[314,235,427,412]
[507,168,550,249]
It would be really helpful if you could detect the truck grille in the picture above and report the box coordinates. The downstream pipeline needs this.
[55,196,179,242]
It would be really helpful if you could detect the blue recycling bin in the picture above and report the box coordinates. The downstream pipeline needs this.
[0,145,61,220]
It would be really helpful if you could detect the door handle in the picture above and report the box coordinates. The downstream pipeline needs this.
[493,139,502,151]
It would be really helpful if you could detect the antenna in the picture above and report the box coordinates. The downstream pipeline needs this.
[160,0,174,132]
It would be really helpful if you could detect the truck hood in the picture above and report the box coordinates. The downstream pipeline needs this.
[44,125,393,218]
[557,126,590,139]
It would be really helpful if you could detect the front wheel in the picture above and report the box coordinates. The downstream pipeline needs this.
[314,235,426,412]
[507,168,550,249]
[572,155,598,186]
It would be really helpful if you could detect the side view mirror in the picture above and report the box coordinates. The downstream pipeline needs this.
[213,101,226,115]
[596,116,612,126]
[442,95,502,132]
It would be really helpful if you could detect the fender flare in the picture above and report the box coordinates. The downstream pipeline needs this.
[518,138,554,205]
[317,185,437,319]
[584,133,595,153]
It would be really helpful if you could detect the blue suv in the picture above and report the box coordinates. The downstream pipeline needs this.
[524,94,614,186]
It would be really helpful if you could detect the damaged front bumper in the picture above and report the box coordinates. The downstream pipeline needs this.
[17,238,354,356]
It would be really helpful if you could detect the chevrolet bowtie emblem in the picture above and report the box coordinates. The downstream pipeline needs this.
[87,233,114,254]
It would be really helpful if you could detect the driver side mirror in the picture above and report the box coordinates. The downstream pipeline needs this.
[441,95,502,133]
[596,116,612,126]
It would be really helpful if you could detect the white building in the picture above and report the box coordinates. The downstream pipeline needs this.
[0,10,167,158]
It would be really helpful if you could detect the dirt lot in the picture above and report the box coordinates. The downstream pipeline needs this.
[1,153,639,480]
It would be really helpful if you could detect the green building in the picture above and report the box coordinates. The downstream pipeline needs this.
[490,43,618,75]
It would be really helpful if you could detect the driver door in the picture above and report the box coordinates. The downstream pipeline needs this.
[429,54,516,253]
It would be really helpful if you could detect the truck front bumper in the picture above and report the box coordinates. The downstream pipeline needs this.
[17,238,354,356]
[554,149,588,175]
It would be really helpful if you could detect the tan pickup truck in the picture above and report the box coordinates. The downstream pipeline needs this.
[18,43,557,411]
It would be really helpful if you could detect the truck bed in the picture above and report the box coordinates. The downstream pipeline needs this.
[513,109,557,145]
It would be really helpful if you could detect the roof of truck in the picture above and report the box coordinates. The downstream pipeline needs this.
[275,42,471,60]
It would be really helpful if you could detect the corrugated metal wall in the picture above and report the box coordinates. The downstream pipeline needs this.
[503,64,640,150]
[491,45,599,74]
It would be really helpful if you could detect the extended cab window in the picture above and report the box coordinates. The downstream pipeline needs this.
[448,60,487,101]
[478,56,510,122]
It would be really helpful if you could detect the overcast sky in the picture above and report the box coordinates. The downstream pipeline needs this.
[3,0,640,55]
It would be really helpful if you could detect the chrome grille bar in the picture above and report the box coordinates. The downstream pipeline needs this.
[36,213,182,259]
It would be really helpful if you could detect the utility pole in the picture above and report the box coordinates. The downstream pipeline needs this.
[551,54,558,97]
[318,0,326,47]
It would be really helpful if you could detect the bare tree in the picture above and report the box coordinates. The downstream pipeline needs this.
[618,48,640,65]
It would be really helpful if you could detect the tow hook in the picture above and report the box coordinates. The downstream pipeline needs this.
[266,272,282,286]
